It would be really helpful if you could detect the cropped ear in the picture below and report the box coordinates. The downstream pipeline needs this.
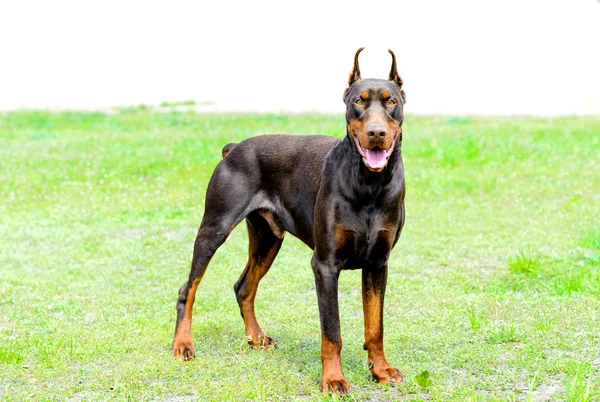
[388,49,407,103]
[343,47,364,100]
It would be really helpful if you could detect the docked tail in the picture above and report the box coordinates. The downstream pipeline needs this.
[221,143,238,158]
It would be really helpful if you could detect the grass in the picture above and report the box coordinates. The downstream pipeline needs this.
[507,250,541,275]
[0,110,599,401]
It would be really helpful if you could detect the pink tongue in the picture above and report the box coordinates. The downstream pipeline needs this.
[364,149,387,169]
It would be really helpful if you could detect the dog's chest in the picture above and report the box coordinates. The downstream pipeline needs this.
[332,206,397,269]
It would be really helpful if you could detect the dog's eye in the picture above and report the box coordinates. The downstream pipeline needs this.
[386,99,396,107]
[355,99,364,105]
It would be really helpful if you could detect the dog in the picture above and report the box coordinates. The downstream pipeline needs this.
[172,48,407,395]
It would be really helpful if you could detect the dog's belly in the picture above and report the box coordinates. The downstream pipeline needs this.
[231,134,341,248]
[271,201,317,248]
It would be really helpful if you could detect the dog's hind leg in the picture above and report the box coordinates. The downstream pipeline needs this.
[234,210,284,349]
[172,163,254,360]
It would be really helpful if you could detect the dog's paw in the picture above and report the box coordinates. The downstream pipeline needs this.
[247,333,277,350]
[321,377,351,396]
[172,338,195,361]
[369,363,405,384]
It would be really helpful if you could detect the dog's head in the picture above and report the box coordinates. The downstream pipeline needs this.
[343,48,406,172]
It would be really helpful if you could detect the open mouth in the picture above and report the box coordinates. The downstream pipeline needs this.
[354,137,393,171]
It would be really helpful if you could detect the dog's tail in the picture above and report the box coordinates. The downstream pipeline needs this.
[221,143,238,158]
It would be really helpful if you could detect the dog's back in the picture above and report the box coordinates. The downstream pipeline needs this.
[210,134,340,246]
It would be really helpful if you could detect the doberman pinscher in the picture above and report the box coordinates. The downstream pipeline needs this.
[172,48,407,395]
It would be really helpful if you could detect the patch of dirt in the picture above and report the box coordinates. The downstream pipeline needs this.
[352,383,425,401]
[68,392,85,402]
[162,229,191,240]
[516,379,566,402]
[529,385,565,401]
[114,229,145,240]
[160,395,196,402]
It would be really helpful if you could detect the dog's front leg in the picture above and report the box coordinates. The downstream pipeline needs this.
[311,254,350,395]
[362,263,405,384]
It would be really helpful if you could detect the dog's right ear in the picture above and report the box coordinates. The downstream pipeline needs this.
[343,47,364,100]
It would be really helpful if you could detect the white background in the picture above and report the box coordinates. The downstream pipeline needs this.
[1,0,599,115]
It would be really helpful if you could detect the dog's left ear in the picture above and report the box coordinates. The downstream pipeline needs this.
[388,49,407,104]
[343,47,364,100]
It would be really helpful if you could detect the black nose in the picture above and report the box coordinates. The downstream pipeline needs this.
[367,124,387,138]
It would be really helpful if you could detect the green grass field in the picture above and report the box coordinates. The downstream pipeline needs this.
[1,110,599,401]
